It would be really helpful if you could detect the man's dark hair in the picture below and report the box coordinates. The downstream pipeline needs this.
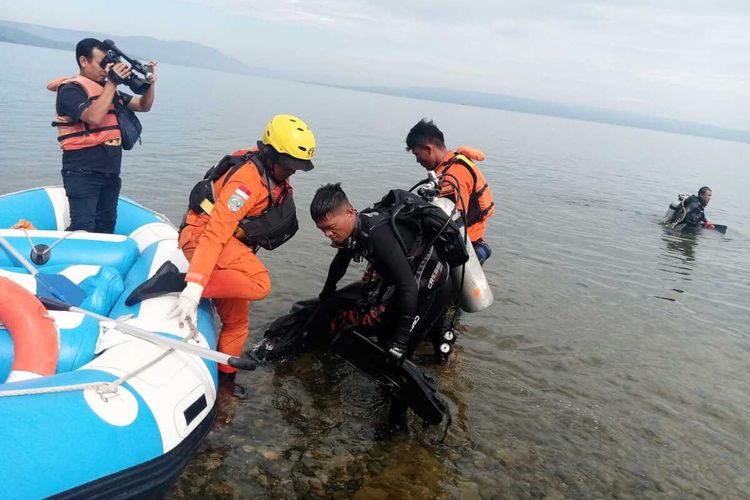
[76,38,105,67]
[698,186,712,196]
[310,183,351,222]
[405,119,445,151]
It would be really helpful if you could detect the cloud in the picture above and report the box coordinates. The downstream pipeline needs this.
[2,0,748,127]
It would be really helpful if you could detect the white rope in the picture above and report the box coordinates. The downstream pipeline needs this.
[0,318,201,400]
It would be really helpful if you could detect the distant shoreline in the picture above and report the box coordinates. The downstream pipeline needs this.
[2,17,748,146]
[303,81,750,146]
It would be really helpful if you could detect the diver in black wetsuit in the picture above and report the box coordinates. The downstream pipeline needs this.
[667,186,713,229]
[310,183,451,429]
[312,183,450,359]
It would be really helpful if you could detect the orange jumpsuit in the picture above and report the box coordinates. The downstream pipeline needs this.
[435,148,495,243]
[179,150,289,373]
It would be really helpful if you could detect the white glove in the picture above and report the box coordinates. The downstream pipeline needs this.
[167,281,204,325]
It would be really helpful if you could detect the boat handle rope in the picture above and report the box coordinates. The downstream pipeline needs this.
[20,229,84,263]
[0,318,201,400]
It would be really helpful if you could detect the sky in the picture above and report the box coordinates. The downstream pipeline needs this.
[1,0,748,129]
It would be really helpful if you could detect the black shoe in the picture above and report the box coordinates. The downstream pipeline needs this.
[218,371,249,399]
[125,261,186,306]
[231,383,249,399]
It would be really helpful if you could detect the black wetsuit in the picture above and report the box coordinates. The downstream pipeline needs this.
[671,195,706,227]
[321,213,450,355]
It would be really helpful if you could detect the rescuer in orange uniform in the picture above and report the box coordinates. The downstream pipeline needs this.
[405,119,495,264]
[167,115,316,378]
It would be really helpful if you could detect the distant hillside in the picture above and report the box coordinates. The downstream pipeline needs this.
[319,84,750,145]
[0,19,255,75]
[4,19,747,144]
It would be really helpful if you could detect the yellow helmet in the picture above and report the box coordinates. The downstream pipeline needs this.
[261,114,316,171]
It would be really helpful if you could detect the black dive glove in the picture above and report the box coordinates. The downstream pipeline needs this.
[386,328,412,363]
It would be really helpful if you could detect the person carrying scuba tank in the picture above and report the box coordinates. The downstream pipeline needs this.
[405,119,495,264]
[665,186,715,229]
[311,183,459,363]
[48,38,157,233]
[126,115,315,382]
[310,183,459,428]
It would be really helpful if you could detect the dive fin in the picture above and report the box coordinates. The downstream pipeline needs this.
[125,260,186,306]
[330,328,449,426]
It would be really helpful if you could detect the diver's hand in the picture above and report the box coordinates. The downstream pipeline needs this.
[386,342,406,364]
[386,329,411,364]
[704,221,715,229]
[167,282,203,326]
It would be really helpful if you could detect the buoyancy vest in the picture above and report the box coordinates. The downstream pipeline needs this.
[355,189,469,268]
[438,151,495,227]
[670,194,706,227]
[187,149,298,250]
[47,75,121,151]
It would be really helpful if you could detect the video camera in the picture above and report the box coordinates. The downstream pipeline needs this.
[99,39,154,95]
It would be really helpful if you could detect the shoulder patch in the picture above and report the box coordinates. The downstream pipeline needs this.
[227,186,250,212]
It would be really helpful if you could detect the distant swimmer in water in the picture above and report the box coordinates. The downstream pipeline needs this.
[664,186,721,231]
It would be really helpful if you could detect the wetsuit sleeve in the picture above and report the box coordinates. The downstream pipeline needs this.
[57,84,90,122]
[321,249,353,296]
[368,226,418,338]
[186,175,263,285]
[684,198,706,227]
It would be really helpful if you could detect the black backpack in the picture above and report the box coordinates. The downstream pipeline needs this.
[114,94,142,150]
[186,152,298,251]
[363,189,469,267]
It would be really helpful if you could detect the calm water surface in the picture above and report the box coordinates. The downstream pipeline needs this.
[2,43,749,498]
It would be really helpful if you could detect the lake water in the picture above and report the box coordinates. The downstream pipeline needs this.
[2,42,749,498]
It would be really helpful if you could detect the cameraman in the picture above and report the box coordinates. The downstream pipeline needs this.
[47,38,158,233]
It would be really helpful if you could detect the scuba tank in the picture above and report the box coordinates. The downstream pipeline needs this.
[663,194,690,225]
[413,170,493,312]
[429,196,494,312]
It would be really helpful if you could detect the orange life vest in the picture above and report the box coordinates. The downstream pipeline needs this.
[47,75,121,151]
[436,148,495,240]
[181,148,293,286]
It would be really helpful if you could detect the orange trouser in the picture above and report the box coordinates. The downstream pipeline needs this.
[181,232,271,374]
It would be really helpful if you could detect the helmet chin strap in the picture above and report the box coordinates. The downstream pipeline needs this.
[256,141,274,167]
[256,141,285,186]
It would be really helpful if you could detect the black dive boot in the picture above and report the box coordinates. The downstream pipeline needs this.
[374,397,409,440]
[125,261,186,306]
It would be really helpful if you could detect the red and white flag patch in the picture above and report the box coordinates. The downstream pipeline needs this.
[227,185,251,212]
[235,185,251,200]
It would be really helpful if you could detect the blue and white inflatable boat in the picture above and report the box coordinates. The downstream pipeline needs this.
[0,186,219,498]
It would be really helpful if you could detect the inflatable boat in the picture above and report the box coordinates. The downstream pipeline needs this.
[0,186,220,498]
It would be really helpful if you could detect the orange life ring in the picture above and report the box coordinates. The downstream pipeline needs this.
[0,277,58,379]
